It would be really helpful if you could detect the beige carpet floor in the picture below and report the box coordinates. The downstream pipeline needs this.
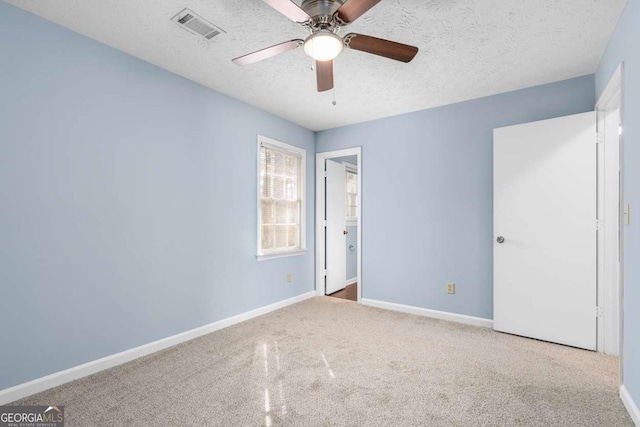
[13,297,632,426]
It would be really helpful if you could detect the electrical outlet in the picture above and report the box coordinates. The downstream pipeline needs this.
[446,282,455,294]
[287,272,292,283]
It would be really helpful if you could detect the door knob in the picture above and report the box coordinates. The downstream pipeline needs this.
[496,236,505,243]
[343,230,349,235]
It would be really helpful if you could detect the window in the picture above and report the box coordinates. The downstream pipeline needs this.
[257,136,306,259]
[345,166,358,225]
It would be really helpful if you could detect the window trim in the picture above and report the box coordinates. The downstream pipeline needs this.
[344,162,358,225]
[256,135,307,261]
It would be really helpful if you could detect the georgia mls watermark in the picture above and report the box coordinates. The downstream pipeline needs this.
[0,406,64,427]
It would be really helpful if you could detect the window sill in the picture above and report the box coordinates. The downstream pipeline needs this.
[256,249,307,261]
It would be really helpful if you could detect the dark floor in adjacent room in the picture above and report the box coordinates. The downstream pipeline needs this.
[328,283,357,302]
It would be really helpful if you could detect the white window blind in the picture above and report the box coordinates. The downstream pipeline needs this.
[258,137,306,258]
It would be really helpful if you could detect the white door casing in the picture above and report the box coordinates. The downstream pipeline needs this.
[325,159,347,295]
[602,108,621,355]
[595,63,623,358]
[315,147,362,302]
[493,112,597,350]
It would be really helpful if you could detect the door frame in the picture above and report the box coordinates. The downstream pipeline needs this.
[316,147,362,302]
[595,63,624,360]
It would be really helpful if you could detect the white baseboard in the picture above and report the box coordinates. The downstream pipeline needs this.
[621,385,640,426]
[0,291,315,405]
[360,298,493,329]
[345,277,357,286]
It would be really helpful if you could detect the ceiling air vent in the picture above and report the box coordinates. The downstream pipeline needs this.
[171,8,225,41]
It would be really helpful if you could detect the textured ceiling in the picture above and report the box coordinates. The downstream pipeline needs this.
[6,0,626,131]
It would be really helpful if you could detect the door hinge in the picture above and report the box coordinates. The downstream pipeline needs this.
[596,132,605,145]
[596,219,603,231]
[596,306,603,318]
[323,269,328,276]
[323,220,328,227]
[323,170,327,177]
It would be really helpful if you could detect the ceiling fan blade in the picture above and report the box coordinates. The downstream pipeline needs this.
[345,33,418,63]
[232,40,303,66]
[335,0,383,24]
[316,60,334,92]
[261,0,311,23]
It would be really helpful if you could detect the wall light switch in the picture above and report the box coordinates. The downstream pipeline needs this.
[624,204,630,225]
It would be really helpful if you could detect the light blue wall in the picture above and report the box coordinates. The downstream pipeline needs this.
[346,226,357,281]
[316,75,595,320]
[0,2,314,390]
[332,155,358,165]
[596,0,640,409]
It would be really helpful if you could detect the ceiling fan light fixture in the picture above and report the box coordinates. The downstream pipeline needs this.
[304,30,344,61]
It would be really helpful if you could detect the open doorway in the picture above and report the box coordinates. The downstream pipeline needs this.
[316,148,362,303]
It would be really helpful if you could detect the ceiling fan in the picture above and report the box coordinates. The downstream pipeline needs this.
[232,0,419,92]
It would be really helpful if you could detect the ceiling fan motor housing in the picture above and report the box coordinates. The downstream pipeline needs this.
[301,0,346,19]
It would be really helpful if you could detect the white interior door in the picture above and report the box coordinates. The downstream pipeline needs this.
[493,112,597,350]
[325,160,347,295]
